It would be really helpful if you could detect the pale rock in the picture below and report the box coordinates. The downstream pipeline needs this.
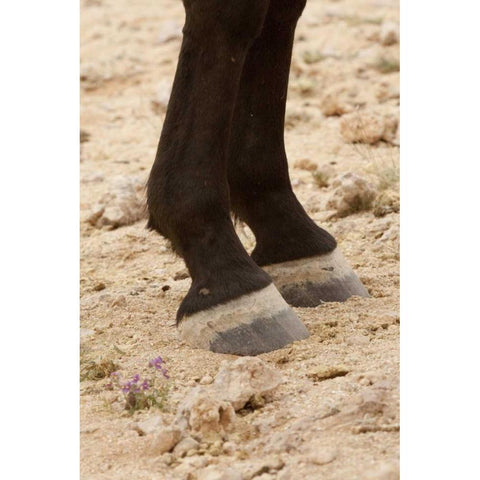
[134,415,164,436]
[365,462,400,480]
[326,173,377,217]
[111,295,127,308]
[319,82,359,117]
[306,445,338,465]
[196,466,243,480]
[222,441,237,455]
[379,22,399,46]
[200,375,214,385]
[174,456,211,476]
[151,80,172,114]
[157,21,182,43]
[80,328,95,338]
[87,176,146,228]
[176,387,236,440]
[346,334,371,346]
[340,111,387,144]
[373,190,400,217]
[147,427,182,455]
[173,436,200,458]
[320,92,351,117]
[213,357,283,411]
[242,456,286,480]
[294,158,317,172]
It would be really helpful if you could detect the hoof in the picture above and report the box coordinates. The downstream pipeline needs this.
[263,249,369,307]
[178,284,309,355]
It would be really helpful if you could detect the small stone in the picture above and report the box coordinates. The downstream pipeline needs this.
[173,437,200,458]
[294,158,317,171]
[93,282,106,292]
[199,375,213,385]
[111,295,127,308]
[174,268,190,281]
[147,428,182,455]
[151,80,172,115]
[307,447,338,465]
[175,387,236,440]
[157,21,182,43]
[379,22,399,46]
[196,466,242,480]
[346,334,371,346]
[87,176,147,229]
[373,190,400,217]
[223,441,237,455]
[160,453,174,465]
[306,365,349,382]
[365,463,400,480]
[134,415,164,436]
[320,93,350,117]
[326,173,377,217]
[80,129,90,143]
[242,457,285,480]
[213,357,282,411]
[209,440,223,457]
[340,111,386,144]
[80,328,95,338]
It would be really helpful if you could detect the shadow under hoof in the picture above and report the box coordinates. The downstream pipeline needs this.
[264,249,369,308]
[177,284,309,355]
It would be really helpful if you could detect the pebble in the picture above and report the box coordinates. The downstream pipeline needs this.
[365,463,400,480]
[346,334,371,346]
[111,295,127,308]
[213,357,283,411]
[307,447,338,466]
[157,21,182,43]
[87,175,147,229]
[379,22,399,46]
[147,428,181,455]
[196,466,243,480]
[306,365,349,382]
[326,173,377,217]
[173,437,200,458]
[199,375,214,385]
[134,415,164,436]
[222,441,237,455]
[175,387,236,440]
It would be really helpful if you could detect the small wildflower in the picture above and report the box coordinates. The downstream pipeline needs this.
[106,355,170,414]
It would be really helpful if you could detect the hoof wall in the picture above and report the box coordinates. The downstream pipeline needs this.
[264,249,369,307]
[178,284,309,355]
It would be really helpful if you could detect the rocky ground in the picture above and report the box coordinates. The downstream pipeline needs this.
[80,0,399,478]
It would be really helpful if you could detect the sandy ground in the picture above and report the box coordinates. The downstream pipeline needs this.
[80,0,399,478]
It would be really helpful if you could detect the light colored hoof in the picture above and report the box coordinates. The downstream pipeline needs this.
[178,283,309,355]
[263,249,369,307]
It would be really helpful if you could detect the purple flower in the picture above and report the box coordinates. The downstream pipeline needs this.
[149,356,165,369]
[141,380,150,391]
[132,374,140,383]
[121,384,131,393]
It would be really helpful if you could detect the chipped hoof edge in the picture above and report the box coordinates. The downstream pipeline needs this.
[178,284,309,355]
[263,249,369,307]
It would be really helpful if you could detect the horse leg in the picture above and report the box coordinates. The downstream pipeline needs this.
[227,0,369,307]
[147,0,308,354]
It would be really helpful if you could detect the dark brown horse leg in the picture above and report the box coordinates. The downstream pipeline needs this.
[147,0,308,354]
[227,0,368,306]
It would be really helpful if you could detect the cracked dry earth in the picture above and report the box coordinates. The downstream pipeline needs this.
[80,0,400,479]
